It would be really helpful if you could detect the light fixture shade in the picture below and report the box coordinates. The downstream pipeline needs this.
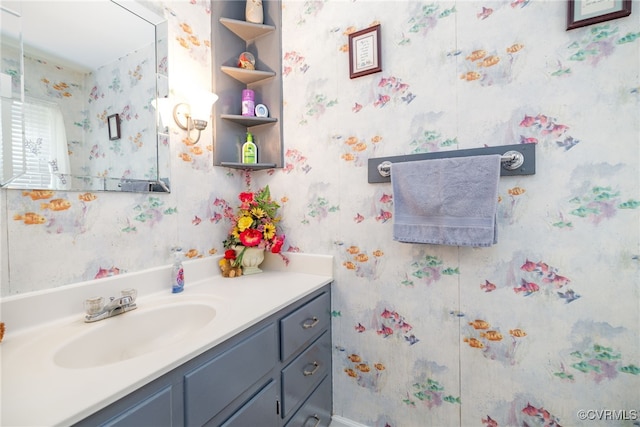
[190,92,219,121]
[168,91,219,144]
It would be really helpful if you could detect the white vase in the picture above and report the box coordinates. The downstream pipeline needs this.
[245,0,263,24]
[236,246,265,275]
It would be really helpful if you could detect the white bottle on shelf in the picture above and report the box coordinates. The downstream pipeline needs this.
[245,0,263,24]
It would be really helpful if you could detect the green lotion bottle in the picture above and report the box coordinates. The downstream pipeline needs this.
[242,132,257,164]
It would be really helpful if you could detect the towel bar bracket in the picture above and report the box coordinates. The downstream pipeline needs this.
[378,161,392,177]
[501,150,524,170]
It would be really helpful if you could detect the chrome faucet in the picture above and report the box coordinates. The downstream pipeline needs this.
[84,289,138,323]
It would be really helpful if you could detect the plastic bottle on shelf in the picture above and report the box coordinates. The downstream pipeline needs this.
[245,0,263,24]
[171,247,184,293]
[242,132,257,164]
[241,89,255,117]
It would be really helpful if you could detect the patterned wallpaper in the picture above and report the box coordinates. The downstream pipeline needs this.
[1,1,639,426]
[273,1,639,425]
[80,43,158,181]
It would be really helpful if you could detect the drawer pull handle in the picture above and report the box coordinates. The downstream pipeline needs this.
[303,361,320,376]
[304,414,321,427]
[302,317,319,329]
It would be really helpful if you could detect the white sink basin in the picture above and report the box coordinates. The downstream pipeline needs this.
[53,300,217,369]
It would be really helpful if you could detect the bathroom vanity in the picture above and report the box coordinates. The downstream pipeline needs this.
[0,253,333,426]
[76,286,331,427]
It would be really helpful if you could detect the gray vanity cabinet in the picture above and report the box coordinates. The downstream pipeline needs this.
[280,292,331,360]
[279,291,332,424]
[221,381,278,427]
[284,378,331,427]
[184,324,277,426]
[281,332,331,419]
[100,383,181,427]
[74,284,332,427]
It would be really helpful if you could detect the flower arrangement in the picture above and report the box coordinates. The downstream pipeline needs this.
[222,186,285,272]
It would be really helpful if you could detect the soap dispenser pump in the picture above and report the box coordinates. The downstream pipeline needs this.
[242,132,257,164]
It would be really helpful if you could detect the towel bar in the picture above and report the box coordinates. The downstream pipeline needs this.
[367,143,536,183]
[377,151,524,178]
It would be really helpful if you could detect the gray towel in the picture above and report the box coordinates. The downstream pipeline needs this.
[392,154,501,247]
[120,180,151,192]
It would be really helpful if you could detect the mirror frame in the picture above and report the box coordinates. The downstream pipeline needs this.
[0,0,170,193]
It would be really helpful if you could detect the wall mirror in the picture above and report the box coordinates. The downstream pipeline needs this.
[0,0,170,193]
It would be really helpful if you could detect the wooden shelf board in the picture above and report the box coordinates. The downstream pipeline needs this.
[220,162,277,170]
[221,114,277,127]
[219,17,275,41]
[221,66,276,84]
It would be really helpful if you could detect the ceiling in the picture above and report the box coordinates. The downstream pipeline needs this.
[2,1,155,72]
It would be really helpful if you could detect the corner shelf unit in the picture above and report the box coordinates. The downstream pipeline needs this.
[212,2,283,170]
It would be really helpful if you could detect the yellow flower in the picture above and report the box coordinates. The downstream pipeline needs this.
[237,216,253,232]
[263,222,276,240]
[251,207,266,218]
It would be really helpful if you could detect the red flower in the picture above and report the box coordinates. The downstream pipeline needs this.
[239,192,254,202]
[239,192,254,209]
[271,235,285,253]
[239,228,262,246]
[224,249,236,260]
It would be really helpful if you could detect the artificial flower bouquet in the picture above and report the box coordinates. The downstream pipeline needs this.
[219,186,285,277]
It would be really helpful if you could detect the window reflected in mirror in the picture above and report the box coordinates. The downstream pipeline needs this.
[0,0,169,192]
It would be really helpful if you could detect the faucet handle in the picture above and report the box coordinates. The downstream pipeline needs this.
[84,296,104,315]
[121,288,137,302]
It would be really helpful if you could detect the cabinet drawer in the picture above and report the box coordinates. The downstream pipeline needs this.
[280,292,330,361]
[221,380,278,427]
[284,377,331,427]
[184,324,276,426]
[281,331,331,418]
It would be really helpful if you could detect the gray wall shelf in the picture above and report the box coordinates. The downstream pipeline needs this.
[212,1,283,170]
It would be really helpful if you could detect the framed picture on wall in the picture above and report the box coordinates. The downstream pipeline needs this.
[567,0,632,30]
[349,24,382,79]
[108,114,121,140]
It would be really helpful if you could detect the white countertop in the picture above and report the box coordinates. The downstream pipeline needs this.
[0,252,333,427]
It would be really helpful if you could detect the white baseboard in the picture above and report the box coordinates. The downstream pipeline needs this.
[330,415,371,427]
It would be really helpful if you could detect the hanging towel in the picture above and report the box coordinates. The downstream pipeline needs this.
[392,154,501,247]
[120,179,151,192]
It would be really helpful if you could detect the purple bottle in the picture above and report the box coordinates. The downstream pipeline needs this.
[242,89,255,116]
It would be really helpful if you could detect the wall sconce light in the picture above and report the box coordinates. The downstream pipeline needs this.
[172,92,219,144]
